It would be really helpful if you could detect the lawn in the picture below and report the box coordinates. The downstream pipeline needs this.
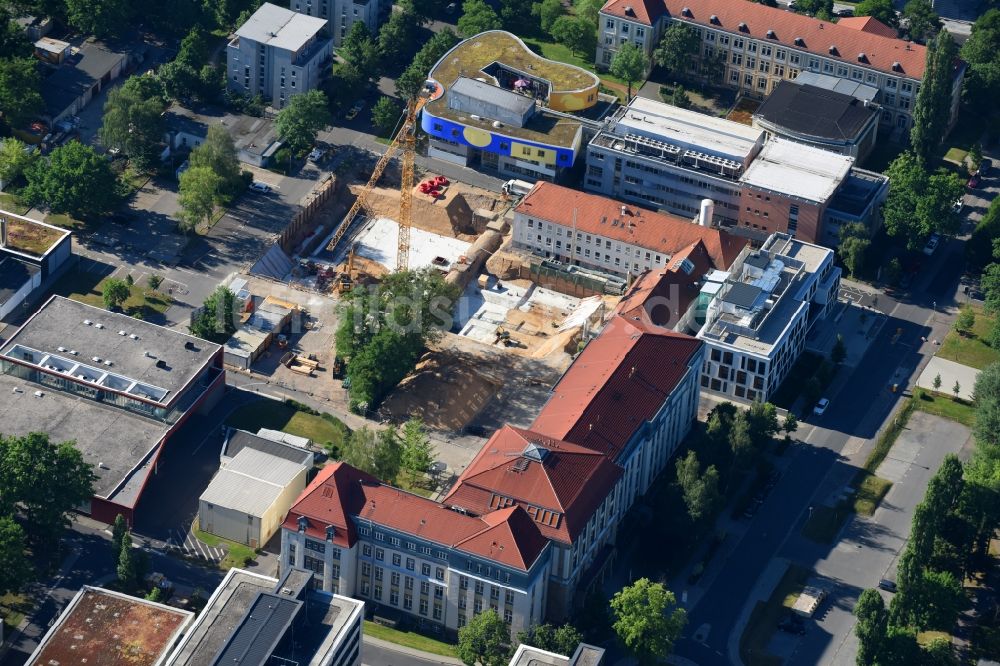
[912,389,977,427]
[852,473,893,516]
[944,147,969,167]
[363,620,458,658]
[53,270,172,322]
[863,140,907,173]
[0,191,30,214]
[520,37,629,88]
[43,211,86,230]
[226,399,350,449]
[802,504,851,543]
[740,564,808,666]
[937,306,1000,370]
[0,591,30,632]
[396,475,434,498]
[193,521,257,570]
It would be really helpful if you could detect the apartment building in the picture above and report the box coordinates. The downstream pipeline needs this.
[281,463,551,638]
[694,233,839,402]
[586,97,766,225]
[227,3,333,109]
[291,0,391,47]
[422,31,601,182]
[511,181,746,279]
[596,0,963,134]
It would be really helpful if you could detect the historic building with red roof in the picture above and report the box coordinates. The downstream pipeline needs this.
[596,0,963,135]
[280,462,552,637]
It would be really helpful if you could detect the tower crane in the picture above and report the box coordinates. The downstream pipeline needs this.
[325,91,430,272]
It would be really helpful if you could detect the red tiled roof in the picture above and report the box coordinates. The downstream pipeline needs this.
[600,0,927,78]
[516,182,746,270]
[282,462,548,571]
[836,15,898,39]
[600,0,668,25]
[531,315,702,460]
[614,241,718,327]
[454,506,551,570]
[443,425,623,544]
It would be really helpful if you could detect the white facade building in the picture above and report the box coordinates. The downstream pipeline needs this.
[695,233,839,402]
[290,0,391,47]
[227,3,333,108]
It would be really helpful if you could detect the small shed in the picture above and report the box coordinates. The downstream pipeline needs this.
[791,581,829,617]
[198,438,312,548]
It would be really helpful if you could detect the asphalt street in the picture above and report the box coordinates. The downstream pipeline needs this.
[673,233,965,666]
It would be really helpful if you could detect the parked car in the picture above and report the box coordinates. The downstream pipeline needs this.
[878,579,897,593]
[778,613,807,634]
[922,233,940,256]
[308,147,326,162]
[836,8,854,16]
[813,398,830,416]
[952,197,964,214]
[968,173,982,189]
[249,181,271,193]
[345,100,364,121]
[980,158,992,176]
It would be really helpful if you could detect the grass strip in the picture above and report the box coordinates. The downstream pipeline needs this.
[363,620,458,658]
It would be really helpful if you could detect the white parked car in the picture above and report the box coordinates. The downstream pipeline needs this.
[922,233,940,256]
[249,182,271,194]
[813,398,830,416]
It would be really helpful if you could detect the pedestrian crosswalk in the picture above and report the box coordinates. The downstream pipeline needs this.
[167,529,226,562]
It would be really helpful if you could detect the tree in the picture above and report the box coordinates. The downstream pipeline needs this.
[146,587,163,603]
[499,0,534,32]
[373,426,403,483]
[728,411,753,465]
[178,166,223,232]
[0,433,94,547]
[401,418,435,482]
[969,142,983,173]
[909,31,958,164]
[457,0,501,37]
[962,10,1000,107]
[902,0,941,42]
[838,222,870,277]
[0,57,43,128]
[117,531,137,590]
[795,0,834,17]
[747,400,780,446]
[102,278,130,311]
[457,609,511,666]
[854,0,899,28]
[0,516,30,597]
[830,334,847,366]
[549,16,594,58]
[573,0,602,26]
[610,578,686,664]
[854,588,888,666]
[65,0,130,38]
[371,96,402,137]
[653,23,699,75]
[147,274,164,291]
[189,125,242,199]
[883,152,962,248]
[0,7,30,59]
[275,90,331,154]
[782,412,798,439]
[990,318,1000,351]
[537,0,564,34]
[954,305,975,336]
[396,30,459,99]
[111,514,128,557]
[609,43,648,101]
[377,9,421,69]
[340,22,381,85]
[922,637,957,666]
[100,76,167,171]
[933,373,942,391]
[953,380,961,399]
[0,137,37,186]
[516,623,583,656]
[23,141,119,218]
[189,285,238,342]
[909,568,966,630]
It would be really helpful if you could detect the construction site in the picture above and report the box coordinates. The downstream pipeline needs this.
[237,94,627,437]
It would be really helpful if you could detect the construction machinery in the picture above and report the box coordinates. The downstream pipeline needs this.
[336,243,356,293]
[325,89,431,271]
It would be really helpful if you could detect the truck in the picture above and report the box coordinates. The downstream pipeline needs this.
[501,179,534,198]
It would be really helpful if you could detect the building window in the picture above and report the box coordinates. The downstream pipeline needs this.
[458,613,467,628]
[475,580,484,595]
[404,593,413,610]
[422,563,431,576]
[392,553,401,566]
[375,548,384,561]
[435,567,445,581]
[420,599,429,615]
[406,557,415,570]
[391,571,400,585]
[504,609,513,623]
[363,544,372,557]
[505,590,514,604]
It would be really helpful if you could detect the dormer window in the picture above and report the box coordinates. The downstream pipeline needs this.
[738,21,748,32]
[857,52,868,63]
[892,61,902,72]
[709,14,719,24]
[682,6,692,16]
[624,5,634,16]
[766,29,776,39]
[794,36,805,46]
[828,45,838,56]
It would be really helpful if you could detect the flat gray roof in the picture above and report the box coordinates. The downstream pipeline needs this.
[739,138,853,203]
[793,71,879,102]
[235,2,327,52]
[0,373,167,500]
[450,76,535,115]
[199,447,307,516]
[613,97,763,163]
[223,429,313,466]
[41,38,128,118]
[0,257,39,305]
[1,296,219,407]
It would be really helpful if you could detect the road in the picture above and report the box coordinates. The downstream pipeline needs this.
[673,233,965,666]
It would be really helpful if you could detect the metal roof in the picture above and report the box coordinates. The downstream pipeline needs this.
[449,76,535,115]
[235,2,327,52]
[723,282,765,309]
[199,448,307,516]
[210,592,302,666]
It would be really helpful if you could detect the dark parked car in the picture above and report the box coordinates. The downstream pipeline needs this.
[878,579,898,592]
[969,173,982,189]
[980,158,991,176]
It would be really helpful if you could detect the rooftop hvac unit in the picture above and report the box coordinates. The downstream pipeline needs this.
[11,387,23,394]
[33,391,43,397]
[57,346,66,352]
[69,350,77,355]
[94,323,104,329]
[155,360,167,369]
[103,360,113,366]
[92,357,102,363]
[83,319,92,325]
[118,330,126,336]
[129,334,139,340]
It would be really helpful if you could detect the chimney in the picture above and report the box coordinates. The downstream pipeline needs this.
[621,205,628,216]
[699,199,715,227]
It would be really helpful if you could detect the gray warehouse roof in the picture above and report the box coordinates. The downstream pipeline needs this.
[200,447,307,517]
[754,80,878,142]
[235,2,327,52]
[0,296,220,407]
[41,39,128,119]
[223,429,313,466]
